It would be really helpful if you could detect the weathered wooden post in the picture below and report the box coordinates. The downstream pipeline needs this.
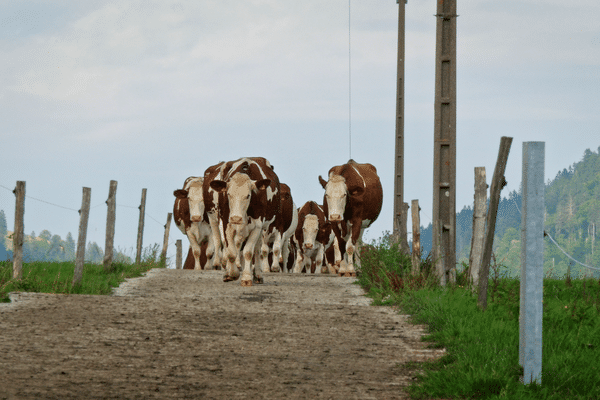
[478,137,512,310]
[411,199,421,275]
[397,202,410,253]
[161,212,172,267]
[135,188,147,264]
[519,142,545,385]
[469,167,487,291]
[175,239,182,269]
[12,181,26,280]
[103,180,117,271]
[73,187,91,286]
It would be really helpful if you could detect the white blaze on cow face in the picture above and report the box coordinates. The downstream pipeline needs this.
[302,214,319,250]
[226,173,254,225]
[325,175,347,222]
[187,180,205,223]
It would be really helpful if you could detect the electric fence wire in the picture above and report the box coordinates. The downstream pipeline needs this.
[511,196,600,272]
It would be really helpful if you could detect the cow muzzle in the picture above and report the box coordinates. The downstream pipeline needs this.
[190,216,202,223]
[329,214,342,222]
[304,243,313,250]
[229,216,243,225]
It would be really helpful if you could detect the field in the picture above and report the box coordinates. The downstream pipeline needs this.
[2,239,600,399]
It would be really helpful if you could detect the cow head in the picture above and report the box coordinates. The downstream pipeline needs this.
[174,178,205,223]
[319,174,365,222]
[301,214,319,250]
[210,173,270,225]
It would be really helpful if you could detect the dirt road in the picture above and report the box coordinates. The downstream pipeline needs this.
[0,268,445,399]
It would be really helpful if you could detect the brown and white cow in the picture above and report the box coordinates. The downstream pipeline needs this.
[208,157,281,286]
[259,183,298,273]
[292,201,336,274]
[173,176,214,270]
[319,159,383,276]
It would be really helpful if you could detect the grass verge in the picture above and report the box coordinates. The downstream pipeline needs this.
[356,234,600,400]
[0,243,166,303]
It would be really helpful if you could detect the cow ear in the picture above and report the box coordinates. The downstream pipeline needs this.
[318,175,327,189]
[254,179,271,191]
[174,189,188,198]
[349,186,364,197]
[210,180,227,193]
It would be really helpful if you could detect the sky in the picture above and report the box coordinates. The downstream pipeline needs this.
[1,0,599,267]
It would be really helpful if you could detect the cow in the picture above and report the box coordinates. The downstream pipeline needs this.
[208,157,281,286]
[173,176,214,270]
[319,159,383,277]
[292,201,336,274]
[259,183,298,273]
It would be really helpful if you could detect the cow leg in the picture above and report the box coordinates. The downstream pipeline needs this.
[240,225,263,286]
[186,223,202,270]
[292,247,304,273]
[259,230,271,274]
[223,225,241,282]
[315,245,324,274]
[207,212,223,269]
[270,231,282,272]
[344,222,362,277]
[281,239,290,272]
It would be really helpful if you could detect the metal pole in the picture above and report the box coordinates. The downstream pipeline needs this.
[519,142,545,385]
[392,0,406,245]
[432,0,457,286]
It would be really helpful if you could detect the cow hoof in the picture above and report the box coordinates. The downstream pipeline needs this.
[253,276,264,284]
[271,266,280,273]
[321,267,328,274]
[344,272,356,277]
[223,275,238,282]
[241,279,253,287]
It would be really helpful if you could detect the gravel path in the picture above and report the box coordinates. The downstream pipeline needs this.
[0,268,445,399]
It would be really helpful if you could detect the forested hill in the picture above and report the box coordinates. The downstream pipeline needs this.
[417,146,600,279]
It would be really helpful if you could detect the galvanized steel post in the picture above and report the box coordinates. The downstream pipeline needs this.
[519,142,545,385]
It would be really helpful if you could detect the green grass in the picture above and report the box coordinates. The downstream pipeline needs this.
[356,236,600,400]
[0,243,167,302]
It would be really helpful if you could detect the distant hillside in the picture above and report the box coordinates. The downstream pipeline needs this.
[416,147,600,279]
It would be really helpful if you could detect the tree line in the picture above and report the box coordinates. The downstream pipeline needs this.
[417,146,600,279]
[0,211,131,264]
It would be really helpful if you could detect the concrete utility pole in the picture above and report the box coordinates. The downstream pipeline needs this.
[432,0,457,285]
[393,0,408,249]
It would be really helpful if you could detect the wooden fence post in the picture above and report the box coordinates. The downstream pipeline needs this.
[469,167,487,291]
[399,202,410,253]
[161,212,172,267]
[73,187,91,286]
[478,137,513,310]
[411,199,421,275]
[12,181,26,280]
[519,142,545,385]
[135,188,147,264]
[103,180,117,271]
[176,239,182,269]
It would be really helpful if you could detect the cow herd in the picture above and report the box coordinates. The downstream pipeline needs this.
[173,157,383,286]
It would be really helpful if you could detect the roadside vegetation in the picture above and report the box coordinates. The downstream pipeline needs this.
[357,232,600,400]
[0,243,166,303]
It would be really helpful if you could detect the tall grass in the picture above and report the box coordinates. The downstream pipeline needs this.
[356,234,600,400]
[0,243,166,303]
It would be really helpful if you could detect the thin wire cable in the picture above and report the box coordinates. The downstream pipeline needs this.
[511,196,600,272]
[348,0,352,160]
[1,183,79,212]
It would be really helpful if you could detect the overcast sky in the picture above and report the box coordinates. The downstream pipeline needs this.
[1,0,599,267]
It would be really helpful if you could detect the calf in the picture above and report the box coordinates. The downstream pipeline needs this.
[173,176,214,270]
[260,183,298,273]
[292,201,335,274]
[319,159,383,276]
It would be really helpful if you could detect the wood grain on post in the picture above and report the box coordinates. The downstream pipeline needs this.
[12,181,26,280]
[411,199,421,275]
[161,212,172,267]
[478,137,513,310]
[103,180,117,271]
[73,187,91,286]
[175,239,182,269]
[135,188,147,265]
[469,167,487,291]
[399,202,410,253]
